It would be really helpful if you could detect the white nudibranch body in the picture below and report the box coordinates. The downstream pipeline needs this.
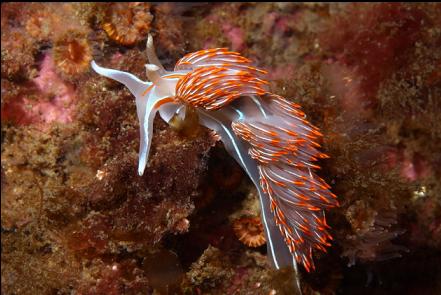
[91,34,338,290]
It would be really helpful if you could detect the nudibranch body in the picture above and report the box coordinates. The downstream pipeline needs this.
[92,35,338,281]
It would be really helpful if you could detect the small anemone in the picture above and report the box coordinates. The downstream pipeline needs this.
[102,3,153,46]
[342,201,407,266]
[25,10,54,40]
[233,216,266,248]
[53,31,92,76]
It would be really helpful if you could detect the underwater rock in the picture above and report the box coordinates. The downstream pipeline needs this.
[2,2,441,294]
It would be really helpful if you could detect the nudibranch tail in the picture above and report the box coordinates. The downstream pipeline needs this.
[231,93,339,272]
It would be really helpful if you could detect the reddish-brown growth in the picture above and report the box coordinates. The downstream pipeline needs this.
[320,3,426,101]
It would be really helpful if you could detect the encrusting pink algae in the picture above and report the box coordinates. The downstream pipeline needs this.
[2,3,441,295]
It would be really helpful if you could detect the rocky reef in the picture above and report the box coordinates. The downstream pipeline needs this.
[2,3,441,294]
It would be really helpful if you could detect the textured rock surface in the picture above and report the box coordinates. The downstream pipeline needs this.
[2,3,441,294]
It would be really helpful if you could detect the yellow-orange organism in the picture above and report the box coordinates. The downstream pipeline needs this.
[102,3,153,46]
[53,31,92,76]
[233,216,266,248]
[91,35,339,290]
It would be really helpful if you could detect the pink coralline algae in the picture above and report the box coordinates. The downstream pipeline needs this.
[322,62,373,120]
[383,148,433,182]
[320,3,426,103]
[2,54,76,127]
[33,55,76,123]
[399,153,432,182]
[266,64,296,82]
[221,23,245,52]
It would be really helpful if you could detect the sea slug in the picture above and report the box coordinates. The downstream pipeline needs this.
[91,35,339,287]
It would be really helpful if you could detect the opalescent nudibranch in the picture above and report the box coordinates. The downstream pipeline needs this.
[91,35,339,287]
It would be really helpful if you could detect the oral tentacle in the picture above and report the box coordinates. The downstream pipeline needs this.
[91,60,175,176]
[138,95,175,176]
[146,34,166,75]
[91,61,151,98]
[145,64,162,84]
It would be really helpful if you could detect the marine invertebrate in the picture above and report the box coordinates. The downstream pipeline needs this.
[53,31,92,76]
[25,9,54,40]
[102,2,153,46]
[342,201,407,266]
[23,3,72,42]
[233,216,266,248]
[91,34,338,282]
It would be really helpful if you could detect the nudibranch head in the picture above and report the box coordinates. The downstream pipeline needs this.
[91,34,339,282]
[91,35,181,175]
[91,34,269,176]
